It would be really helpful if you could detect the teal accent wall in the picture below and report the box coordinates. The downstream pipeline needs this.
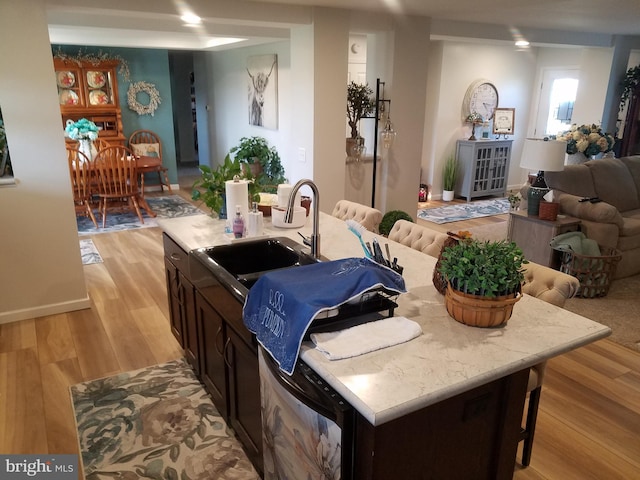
[52,45,178,184]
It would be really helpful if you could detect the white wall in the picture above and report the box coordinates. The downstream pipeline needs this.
[206,41,293,174]
[572,47,615,125]
[425,41,538,196]
[0,1,89,324]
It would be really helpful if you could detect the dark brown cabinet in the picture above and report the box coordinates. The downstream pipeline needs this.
[195,291,227,414]
[621,84,640,157]
[163,234,199,376]
[163,233,263,476]
[226,328,262,471]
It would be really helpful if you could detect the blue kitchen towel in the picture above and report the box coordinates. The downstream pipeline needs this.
[243,257,406,375]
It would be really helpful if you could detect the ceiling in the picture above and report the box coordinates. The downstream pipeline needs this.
[46,0,640,51]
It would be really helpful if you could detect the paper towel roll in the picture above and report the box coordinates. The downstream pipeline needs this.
[225,179,249,220]
[277,183,301,208]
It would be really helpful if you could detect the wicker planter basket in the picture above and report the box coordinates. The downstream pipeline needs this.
[445,284,522,328]
[555,246,621,298]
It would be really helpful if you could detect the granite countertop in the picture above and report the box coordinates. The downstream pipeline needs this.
[159,211,611,426]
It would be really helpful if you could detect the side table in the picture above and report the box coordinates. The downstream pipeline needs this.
[507,211,581,268]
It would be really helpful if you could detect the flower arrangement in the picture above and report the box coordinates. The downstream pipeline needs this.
[556,123,615,157]
[65,118,99,141]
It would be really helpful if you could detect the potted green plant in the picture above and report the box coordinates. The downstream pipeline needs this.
[191,154,259,218]
[438,238,527,327]
[229,136,286,193]
[442,154,458,201]
[379,210,413,237]
[346,81,375,155]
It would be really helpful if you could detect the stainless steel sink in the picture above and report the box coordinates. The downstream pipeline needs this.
[191,237,319,292]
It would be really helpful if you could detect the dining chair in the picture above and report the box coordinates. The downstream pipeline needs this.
[93,145,144,227]
[67,147,98,228]
[93,137,111,153]
[128,129,172,194]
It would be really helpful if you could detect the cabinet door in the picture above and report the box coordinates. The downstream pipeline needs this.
[164,257,185,347]
[196,292,228,418]
[226,328,263,475]
[179,272,199,376]
[490,144,510,193]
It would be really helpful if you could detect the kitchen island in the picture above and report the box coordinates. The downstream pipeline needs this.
[159,211,610,479]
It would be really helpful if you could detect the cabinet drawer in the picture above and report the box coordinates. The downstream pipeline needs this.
[163,233,189,272]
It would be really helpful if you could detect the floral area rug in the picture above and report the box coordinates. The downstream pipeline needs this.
[80,239,103,265]
[77,195,203,235]
[417,198,510,224]
[70,359,259,480]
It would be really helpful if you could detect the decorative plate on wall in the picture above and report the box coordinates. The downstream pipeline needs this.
[59,89,79,105]
[89,90,110,105]
[87,71,107,88]
[57,71,75,88]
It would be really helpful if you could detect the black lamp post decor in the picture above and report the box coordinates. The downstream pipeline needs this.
[519,138,566,216]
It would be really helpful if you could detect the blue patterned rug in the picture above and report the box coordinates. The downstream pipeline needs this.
[80,239,103,265]
[77,195,203,235]
[417,198,510,224]
[71,359,259,479]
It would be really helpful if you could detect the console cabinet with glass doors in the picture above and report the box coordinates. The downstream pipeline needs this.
[53,58,126,146]
[455,139,512,201]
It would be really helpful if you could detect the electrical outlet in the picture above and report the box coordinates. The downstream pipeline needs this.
[298,147,306,163]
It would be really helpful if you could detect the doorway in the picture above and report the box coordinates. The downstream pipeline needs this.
[534,68,579,137]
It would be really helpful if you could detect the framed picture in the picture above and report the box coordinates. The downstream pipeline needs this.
[492,108,515,135]
[247,54,278,129]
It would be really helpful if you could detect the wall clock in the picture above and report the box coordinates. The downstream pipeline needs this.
[462,79,499,121]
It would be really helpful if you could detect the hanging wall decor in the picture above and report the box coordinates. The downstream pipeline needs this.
[127,81,162,116]
[247,54,278,129]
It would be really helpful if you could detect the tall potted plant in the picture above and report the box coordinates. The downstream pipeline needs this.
[442,154,458,201]
[438,238,527,327]
[346,81,375,155]
[230,136,286,193]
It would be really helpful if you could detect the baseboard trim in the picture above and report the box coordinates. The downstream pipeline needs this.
[0,296,91,325]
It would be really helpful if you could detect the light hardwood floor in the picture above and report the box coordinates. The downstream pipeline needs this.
[0,194,638,479]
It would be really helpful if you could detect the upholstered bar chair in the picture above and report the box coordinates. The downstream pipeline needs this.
[128,129,172,194]
[387,219,580,467]
[332,200,383,233]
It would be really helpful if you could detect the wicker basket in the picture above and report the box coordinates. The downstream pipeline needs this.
[538,201,559,221]
[555,246,621,298]
[445,285,522,328]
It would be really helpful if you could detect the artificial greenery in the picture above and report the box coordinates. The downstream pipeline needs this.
[443,154,458,191]
[438,238,527,298]
[379,210,414,236]
[191,154,259,216]
[347,81,375,139]
[229,136,286,193]
[619,65,640,113]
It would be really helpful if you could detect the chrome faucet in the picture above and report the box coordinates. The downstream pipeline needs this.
[285,179,320,259]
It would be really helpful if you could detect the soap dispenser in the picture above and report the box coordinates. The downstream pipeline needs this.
[232,205,245,238]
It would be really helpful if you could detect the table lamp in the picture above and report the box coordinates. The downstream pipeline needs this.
[520,138,566,216]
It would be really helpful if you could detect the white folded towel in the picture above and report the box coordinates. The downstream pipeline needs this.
[310,316,422,360]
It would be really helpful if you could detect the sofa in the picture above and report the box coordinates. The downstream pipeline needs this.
[545,156,640,279]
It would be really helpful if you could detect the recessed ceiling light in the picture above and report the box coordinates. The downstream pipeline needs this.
[181,13,201,25]
[515,40,530,47]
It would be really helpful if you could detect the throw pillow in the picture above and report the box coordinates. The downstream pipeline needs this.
[131,143,160,158]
